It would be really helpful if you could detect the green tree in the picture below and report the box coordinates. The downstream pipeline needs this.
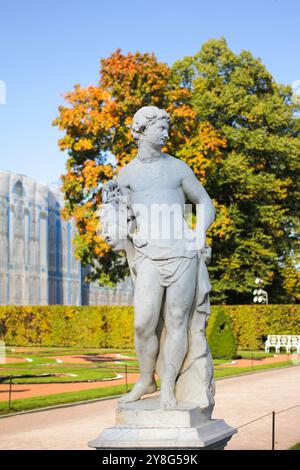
[173,38,300,303]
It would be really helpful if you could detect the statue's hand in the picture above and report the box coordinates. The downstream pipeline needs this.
[199,246,212,265]
[97,203,127,252]
[98,178,137,252]
[102,180,122,204]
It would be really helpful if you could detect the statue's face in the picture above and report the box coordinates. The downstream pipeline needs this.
[142,118,169,149]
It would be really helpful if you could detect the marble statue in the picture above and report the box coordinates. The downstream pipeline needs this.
[99,106,216,412]
[91,106,237,449]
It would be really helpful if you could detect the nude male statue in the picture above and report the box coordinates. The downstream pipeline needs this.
[100,106,215,410]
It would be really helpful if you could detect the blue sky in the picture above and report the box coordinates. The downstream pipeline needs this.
[0,0,299,184]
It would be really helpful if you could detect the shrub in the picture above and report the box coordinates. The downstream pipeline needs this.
[206,309,237,359]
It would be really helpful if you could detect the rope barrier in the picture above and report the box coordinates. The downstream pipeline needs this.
[275,402,300,415]
[237,402,300,429]
[237,412,272,429]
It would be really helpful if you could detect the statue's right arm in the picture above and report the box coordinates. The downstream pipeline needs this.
[116,166,131,198]
[116,167,137,273]
[116,166,136,230]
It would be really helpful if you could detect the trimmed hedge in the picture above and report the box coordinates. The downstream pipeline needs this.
[0,306,134,348]
[0,304,299,352]
[221,304,300,350]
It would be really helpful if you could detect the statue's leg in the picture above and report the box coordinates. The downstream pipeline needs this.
[160,257,197,409]
[118,259,164,404]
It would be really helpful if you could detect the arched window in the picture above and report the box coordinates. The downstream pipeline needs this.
[12,180,24,197]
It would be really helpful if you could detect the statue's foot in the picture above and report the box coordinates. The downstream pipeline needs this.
[118,379,157,405]
[160,386,177,410]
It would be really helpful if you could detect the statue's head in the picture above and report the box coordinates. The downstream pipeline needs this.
[132,106,170,149]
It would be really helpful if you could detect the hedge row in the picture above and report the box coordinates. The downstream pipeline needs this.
[0,304,299,351]
[0,306,134,349]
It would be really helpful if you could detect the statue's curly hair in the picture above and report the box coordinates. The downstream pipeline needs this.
[131,106,170,144]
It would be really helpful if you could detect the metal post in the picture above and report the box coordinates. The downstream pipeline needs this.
[265,291,269,305]
[125,363,128,392]
[272,411,275,450]
[8,376,12,410]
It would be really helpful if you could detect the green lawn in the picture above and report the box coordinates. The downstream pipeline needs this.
[1,347,139,383]
[235,350,275,359]
[214,360,295,378]
[0,383,135,415]
[0,366,116,383]
[289,443,300,450]
[2,357,139,370]
[5,347,135,358]
[2,355,67,366]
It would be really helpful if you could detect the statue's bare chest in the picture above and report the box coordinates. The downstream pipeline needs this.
[127,159,181,193]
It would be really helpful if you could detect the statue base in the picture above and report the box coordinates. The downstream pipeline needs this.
[88,396,236,450]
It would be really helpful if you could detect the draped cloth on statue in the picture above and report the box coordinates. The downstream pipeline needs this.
[125,241,215,417]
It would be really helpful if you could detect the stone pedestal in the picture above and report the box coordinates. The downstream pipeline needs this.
[89,396,237,450]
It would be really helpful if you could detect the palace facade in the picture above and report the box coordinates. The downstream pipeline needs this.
[0,170,133,306]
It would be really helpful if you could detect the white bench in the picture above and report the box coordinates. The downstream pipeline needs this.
[265,335,300,354]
